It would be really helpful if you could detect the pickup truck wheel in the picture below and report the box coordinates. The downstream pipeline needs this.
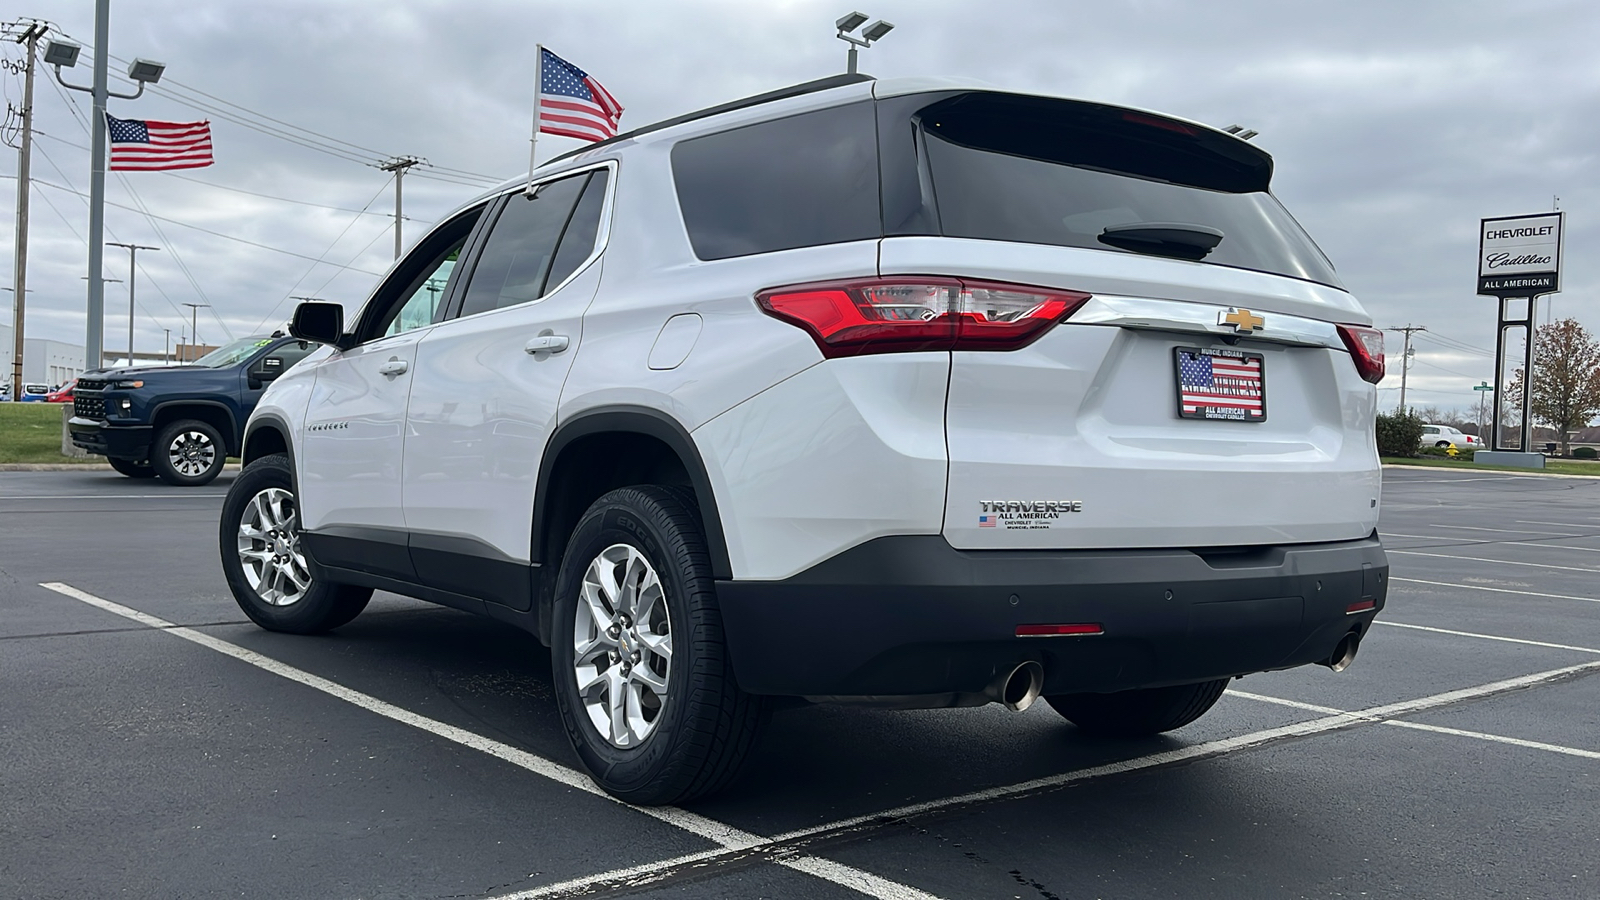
[153,419,227,486]
[1046,678,1229,737]
[551,485,767,806]
[220,453,371,634]
[108,457,156,478]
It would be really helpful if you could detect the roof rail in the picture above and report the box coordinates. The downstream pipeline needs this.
[542,72,875,167]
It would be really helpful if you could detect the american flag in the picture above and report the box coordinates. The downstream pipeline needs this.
[537,47,624,143]
[106,114,214,171]
[979,515,997,528]
[1178,349,1264,419]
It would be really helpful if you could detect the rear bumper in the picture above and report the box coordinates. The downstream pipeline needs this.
[67,416,152,460]
[716,534,1387,698]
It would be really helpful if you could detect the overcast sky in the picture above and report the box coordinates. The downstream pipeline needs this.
[6,0,1598,412]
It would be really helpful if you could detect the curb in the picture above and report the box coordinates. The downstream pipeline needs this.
[0,462,243,472]
[1382,462,1600,481]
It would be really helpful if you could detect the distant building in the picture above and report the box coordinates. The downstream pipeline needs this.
[0,324,88,388]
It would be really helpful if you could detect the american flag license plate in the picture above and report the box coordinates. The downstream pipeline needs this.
[1174,347,1266,422]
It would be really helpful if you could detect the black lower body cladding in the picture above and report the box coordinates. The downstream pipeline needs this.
[715,534,1387,697]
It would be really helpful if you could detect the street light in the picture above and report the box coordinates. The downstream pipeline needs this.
[107,242,158,367]
[836,11,894,74]
[45,1,168,390]
[182,302,211,363]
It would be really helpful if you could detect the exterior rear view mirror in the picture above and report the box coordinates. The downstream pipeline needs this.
[290,302,348,348]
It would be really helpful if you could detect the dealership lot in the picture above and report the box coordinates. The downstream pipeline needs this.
[2,467,1598,899]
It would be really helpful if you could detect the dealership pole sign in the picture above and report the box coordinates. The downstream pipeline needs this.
[1478,213,1563,297]
[1479,211,1563,453]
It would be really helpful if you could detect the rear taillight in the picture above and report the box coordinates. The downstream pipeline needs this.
[1336,324,1385,384]
[756,278,1092,358]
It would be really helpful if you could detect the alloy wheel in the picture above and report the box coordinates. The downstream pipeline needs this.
[573,543,673,748]
[168,429,217,477]
[236,487,311,606]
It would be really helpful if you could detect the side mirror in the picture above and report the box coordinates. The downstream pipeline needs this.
[290,301,347,347]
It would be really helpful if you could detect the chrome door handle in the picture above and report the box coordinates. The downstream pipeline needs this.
[525,335,571,354]
[378,357,408,376]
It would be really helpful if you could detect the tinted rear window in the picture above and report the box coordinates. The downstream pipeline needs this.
[891,92,1342,288]
[672,101,879,260]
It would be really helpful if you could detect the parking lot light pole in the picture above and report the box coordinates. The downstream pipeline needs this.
[835,12,894,74]
[47,0,167,381]
[183,302,209,361]
[107,242,157,366]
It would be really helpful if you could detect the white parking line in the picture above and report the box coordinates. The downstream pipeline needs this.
[1391,576,1600,604]
[1429,523,1582,537]
[38,582,937,900]
[1374,620,1600,655]
[1389,550,1600,574]
[1384,720,1600,759]
[1517,519,1600,528]
[1230,690,1600,760]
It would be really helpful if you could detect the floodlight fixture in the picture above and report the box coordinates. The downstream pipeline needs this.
[836,11,869,33]
[1222,124,1259,140]
[861,19,894,41]
[126,58,165,84]
[43,38,81,68]
[1223,124,1243,134]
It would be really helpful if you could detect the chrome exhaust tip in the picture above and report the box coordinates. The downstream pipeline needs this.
[1323,631,1361,673]
[989,661,1044,712]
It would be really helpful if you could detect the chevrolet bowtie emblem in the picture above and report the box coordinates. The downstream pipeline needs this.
[1220,308,1265,334]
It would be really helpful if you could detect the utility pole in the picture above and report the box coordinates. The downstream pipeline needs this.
[1386,324,1427,414]
[107,242,158,366]
[378,156,423,259]
[182,302,210,361]
[8,20,46,402]
[163,328,170,363]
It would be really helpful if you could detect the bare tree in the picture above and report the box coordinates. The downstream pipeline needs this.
[1505,318,1600,455]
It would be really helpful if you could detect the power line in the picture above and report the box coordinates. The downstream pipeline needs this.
[250,178,393,333]
[32,177,384,274]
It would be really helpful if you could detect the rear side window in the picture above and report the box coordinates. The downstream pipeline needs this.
[885,92,1342,289]
[672,101,879,260]
[456,172,591,318]
[545,170,610,290]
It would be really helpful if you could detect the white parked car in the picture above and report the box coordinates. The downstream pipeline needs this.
[219,74,1389,804]
[1419,423,1482,449]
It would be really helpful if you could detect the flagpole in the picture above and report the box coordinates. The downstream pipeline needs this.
[525,44,542,197]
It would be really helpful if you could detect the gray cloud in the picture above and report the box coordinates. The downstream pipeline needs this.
[6,0,1598,412]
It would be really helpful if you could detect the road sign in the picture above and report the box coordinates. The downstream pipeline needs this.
[1473,382,1494,391]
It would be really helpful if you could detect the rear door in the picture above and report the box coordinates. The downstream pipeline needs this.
[297,206,484,575]
[402,166,612,608]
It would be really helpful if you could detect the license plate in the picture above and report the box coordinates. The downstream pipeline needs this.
[1175,347,1266,422]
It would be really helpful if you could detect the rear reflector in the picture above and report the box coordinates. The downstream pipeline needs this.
[1016,623,1104,637]
[1346,600,1377,614]
[1336,324,1385,384]
[757,278,1092,358]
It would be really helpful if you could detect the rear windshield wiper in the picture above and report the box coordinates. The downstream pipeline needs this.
[1098,222,1224,261]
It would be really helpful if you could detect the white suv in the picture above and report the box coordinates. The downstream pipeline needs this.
[220,74,1389,805]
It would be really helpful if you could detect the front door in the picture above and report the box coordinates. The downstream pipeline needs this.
[403,166,613,607]
[297,205,484,577]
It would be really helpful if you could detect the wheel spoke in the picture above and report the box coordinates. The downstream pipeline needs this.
[629,663,667,695]
[637,630,672,661]
[607,669,629,745]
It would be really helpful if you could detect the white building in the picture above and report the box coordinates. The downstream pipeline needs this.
[0,322,87,388]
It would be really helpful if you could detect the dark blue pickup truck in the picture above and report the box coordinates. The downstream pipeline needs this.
[68,335,319,486]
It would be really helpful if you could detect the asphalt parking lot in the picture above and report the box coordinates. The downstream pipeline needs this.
[2,466,1598,899]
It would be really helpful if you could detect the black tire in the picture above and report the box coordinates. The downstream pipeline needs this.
[550,485,767,806]
[1435,441,1452,449]
[219,453,371,634]
[1046,678,1230,737]
[153,418,228,486]
[108,456,156,478]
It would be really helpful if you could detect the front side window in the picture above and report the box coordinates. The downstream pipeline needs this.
[359,204,485,342]
[455,171,594,319]
[671,102,879,260]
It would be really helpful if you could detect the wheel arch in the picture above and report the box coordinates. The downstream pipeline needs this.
[242,413,299,492]
[534,406,731,576]
[152,400,240,456]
